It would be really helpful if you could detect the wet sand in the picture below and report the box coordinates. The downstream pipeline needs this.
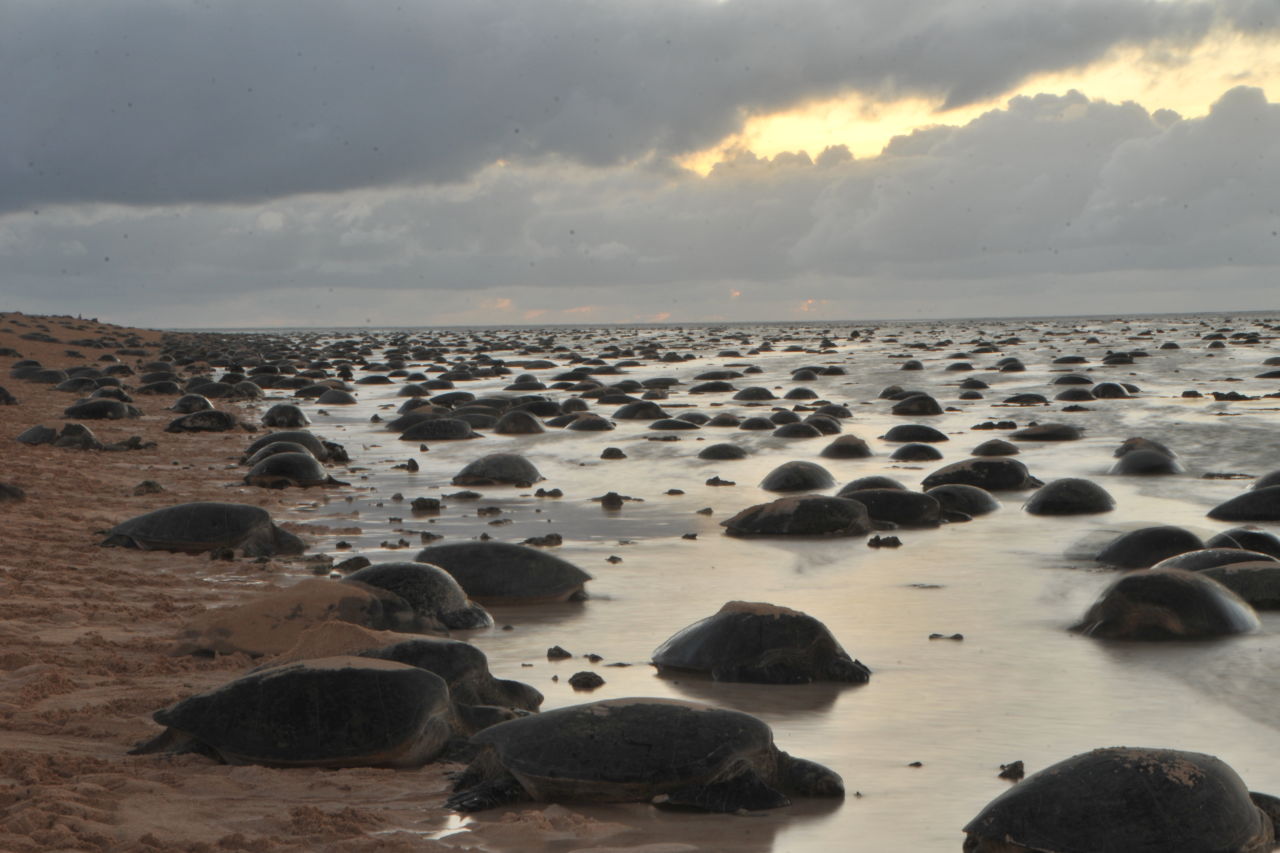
[4,311,1280,852]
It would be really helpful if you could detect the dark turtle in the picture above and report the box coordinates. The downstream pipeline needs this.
[1151,547,1278,572]
[891,394,942,416]
[1024,478,1114,515]
[819,435,872,458]
[316,388,358,405]
[447,698,844,812]
[721,496,873,537]
[759,461,835,492]
[921,458,1041,491]
[169,394,214,414]
[130,657,456,768]
[842,475,906,492]
[1253,470,1280,491]
[261,403,311,427]
[399,418,479,440]
[613,401,669,419]
[1207,527,1280,558]
[359,636,542,710]
[698,443,748,460]
[970,438,1018,456]
[651,601,870,684]
[565,413,615,431]
[1115,436,1175,458]
[838,487,941,526]
[1109,448,1183,475]
[1071,569,1259,640]
[1209,486,1280,521]
[63,398,141,420]
[1200,563,1280,610]
[1095,526,1204,569]
[771,422,822,439]
[244,452,345,488]
[413,541,592,604]
[451,453,544,487]
[166,409,240,433]
[243,441,316,467]
[882,424,948,443]
[963,746,1278,853]
[925,484,1000,517]
[1009,423,1082,441]
[241,430,337,463]
[493,410,545,435]
[889,442,943,461]
[101,501,306,556]
[345,562,493,629]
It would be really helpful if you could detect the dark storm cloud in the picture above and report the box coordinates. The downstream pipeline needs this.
[2,0,1268,213]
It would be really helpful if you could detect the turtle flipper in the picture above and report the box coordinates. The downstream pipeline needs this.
[654,769,790,813]
[446,775,527,812]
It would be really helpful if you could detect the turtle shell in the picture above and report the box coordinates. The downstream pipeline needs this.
[451,453,544,487]
[360,637,542,710]
[345,562,493,629]
[413,541,592,604]
[242,430,332,463]
[101,501,305,556]
[243,452,333,488]
[837,487,941,526]
[149,656,453,768]
[922,458,1040,491]
[963,747,1275,853]
[1072,569,1259,640]
[721,496,872,537]
[652,601,870,684]
[261,403,311,427]
[759,461,835,492]
[465,699,780,801]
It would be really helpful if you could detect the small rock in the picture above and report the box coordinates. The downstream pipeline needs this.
[928,633,964,641]
[547,645,572,660]
[410,497,442,513]
[908,761,923,768]
[522,533,563,547]
[868,535,902,548]
[695,506,713,516]
[606,555,623,564]
[666,488,685,495]
[534,487,564,498]
[584,653,603,663]
[600,447,627,460]
[333,555,372,573]
[681,532,697,540]
[705,476,735,486]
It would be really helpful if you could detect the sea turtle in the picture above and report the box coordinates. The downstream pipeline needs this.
[722,496,873,537]
[64,398,141,420]
[836,487,942,527]
[358,636,542,710]
[925,484,1000,517]
[261,403,311,427]
[101,501,306,556]
[921,458,1041,491]
[819,435,872,459]
[759,461,835,492]
[400,418,479,440]
[493,410,545,435]
[890,393,942,416]
[1209,486,1280,522]
[1151,548,1278,572]
[1009,423,1082,441]
[652,601,870,684]
[244,452,346,489]
[889,443,943,461]
[1207,527,1280,558]
[1094,526,1204,569]
[447,698,844,813]
[698,443,749,460]
[1200,563,1280,610]
[1071,569,1259,640]
[1024,478,1115,515]
[882,424,948,443]
[345,562,494,629]
[413,541,592,604]
[451,453,544,487]
[963,746,1279,853]
[970,438,1018,457]
[242,441,316,467]
[130,657,456,768]
[241,430,339,463]
[166,409,240,432]
[1109,448,1183,475]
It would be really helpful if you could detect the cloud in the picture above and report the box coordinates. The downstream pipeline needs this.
[3,0,1275,213]
[2,86,1278,325]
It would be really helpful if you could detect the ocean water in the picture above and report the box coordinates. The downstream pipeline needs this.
[233,314,1280,851]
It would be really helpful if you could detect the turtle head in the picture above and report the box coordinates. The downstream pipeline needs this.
[776,751,843,797]
[828,656,872,684]
[494,677,544,711]
[1250,791,1280,834]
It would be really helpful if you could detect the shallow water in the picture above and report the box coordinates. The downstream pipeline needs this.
[253,314,1280,851]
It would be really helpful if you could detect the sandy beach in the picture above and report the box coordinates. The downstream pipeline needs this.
[4,310,1280,853]
[0,313,471,852]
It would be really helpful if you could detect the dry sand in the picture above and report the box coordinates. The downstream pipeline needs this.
[0,313,658,852]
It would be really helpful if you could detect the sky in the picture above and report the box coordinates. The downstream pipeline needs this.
[3,0,1280,329]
